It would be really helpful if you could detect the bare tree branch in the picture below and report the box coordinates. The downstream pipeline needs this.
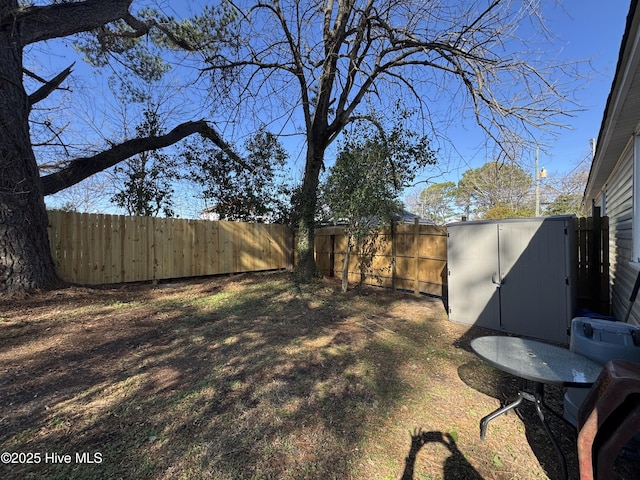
[22,68,51,84]
[41,120,245,196]
[7,0,133,46]
[27,63,75,109]
[32,120,72,157]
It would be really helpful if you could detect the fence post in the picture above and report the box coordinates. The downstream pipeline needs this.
[329,234,335,278]
[413,217,420,296]
[391,219,397,291]
[589,207,602,313]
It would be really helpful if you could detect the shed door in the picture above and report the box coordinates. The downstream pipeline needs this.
[447,223,501,329]
[498,220,569,343]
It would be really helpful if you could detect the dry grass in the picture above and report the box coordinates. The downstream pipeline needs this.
[0,271,637,480]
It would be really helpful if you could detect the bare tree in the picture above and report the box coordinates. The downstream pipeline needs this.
[47,175,113,214]
[541,158,591,216]
[0,1,240,292]
[204,0,580,280]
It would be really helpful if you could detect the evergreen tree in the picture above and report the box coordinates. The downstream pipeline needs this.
[111,108,178,217]
[323,123,435,291]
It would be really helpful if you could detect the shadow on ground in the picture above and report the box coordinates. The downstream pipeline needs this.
[3,273,638,479]
[400,429,482,480]
[0,273,427,479]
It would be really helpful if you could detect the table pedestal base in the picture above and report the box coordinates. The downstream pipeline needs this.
[479,379,567,480]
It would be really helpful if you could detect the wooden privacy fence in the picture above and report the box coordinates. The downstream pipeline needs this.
[314,219,448,297]
[47,210,293,285]
[575,209,610,315]
[315,215,610,306]
[47,209,609,306]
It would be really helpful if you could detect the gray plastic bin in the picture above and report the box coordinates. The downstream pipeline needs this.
[563,317,640,426]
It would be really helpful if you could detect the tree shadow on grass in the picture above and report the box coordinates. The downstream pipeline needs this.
[0,273,419,479]
[400,429,483,480]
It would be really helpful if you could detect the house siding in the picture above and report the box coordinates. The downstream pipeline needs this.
[583,1,640,326]
[602,141,640,323]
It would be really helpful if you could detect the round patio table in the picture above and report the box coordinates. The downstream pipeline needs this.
[471,335,604,480]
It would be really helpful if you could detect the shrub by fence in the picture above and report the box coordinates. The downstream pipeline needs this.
[47,210,293,285]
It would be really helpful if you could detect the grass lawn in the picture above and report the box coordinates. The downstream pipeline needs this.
[0,271,637,479]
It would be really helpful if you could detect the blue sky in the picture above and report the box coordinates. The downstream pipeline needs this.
[40,0,633,216]
[533,0,629,170]
[438,0,630,183]
[280,0,633,190]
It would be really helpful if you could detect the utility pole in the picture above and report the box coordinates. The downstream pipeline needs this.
[535,147,547,216]
[535,147,540,216]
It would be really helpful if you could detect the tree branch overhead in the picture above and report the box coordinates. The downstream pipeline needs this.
[27,63,75,109]
[41,120,244,196]
[9,0,133,46]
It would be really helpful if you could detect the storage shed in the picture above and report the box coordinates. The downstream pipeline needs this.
[447,216,577,344]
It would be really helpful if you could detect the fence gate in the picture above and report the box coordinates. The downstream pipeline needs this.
[576,207,610,315]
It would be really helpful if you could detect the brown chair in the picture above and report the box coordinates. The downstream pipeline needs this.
[577,360,640,480]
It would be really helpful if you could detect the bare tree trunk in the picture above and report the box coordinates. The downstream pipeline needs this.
[295,138,325,281]
[342,238,352,294]
[0,20,59,292]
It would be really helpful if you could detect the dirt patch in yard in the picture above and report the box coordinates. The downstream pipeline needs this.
[0,271,638,480]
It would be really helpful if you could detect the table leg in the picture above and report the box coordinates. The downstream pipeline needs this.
[480,392,524,440]
[479,381,568,480]
[532,387,568,480]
